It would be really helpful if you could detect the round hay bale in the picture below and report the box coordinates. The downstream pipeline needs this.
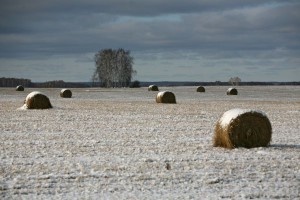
[227,87,238,95]
[156,91,176,104]
[25,91,52,109]
[196,86,205,92]
[60,89,72,98]
[148,85,159,91]
[213,108,272,149]
[16,85,24,91]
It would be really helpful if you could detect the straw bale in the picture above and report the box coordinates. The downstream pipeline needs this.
[156,91,176,104]
[227,88,238,95]
[16,85,24,91]
[148,85,159,91]
[25,91,52,109]
[60,89,72,98]
[196,86,205,92]
[213,109,272,149]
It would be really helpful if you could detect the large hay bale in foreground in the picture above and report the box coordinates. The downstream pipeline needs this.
[213,109,272,149]
[156,91,176,104]
[16,85,24,91]
[24,91,52,109]
[148,85,159,91]
[60,89,72,98]
[196,86,205,92]
[227,87,238,95]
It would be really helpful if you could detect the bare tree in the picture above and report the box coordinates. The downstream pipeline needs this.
[229,77,241,86]
[94,49,134,87]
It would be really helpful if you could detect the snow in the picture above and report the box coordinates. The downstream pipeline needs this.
[1,86,300,199]
[219,108,267,128]
[17,104,28,110]
[219,108,249,127]
[25,91,43,102]
[61,88,69,93]
[157,91,167,99]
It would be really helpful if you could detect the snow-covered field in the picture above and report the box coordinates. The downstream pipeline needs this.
[1,86,299,199]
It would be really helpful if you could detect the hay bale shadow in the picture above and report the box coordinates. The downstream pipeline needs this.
[270,144,300,149]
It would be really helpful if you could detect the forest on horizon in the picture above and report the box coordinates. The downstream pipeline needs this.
[1,77,300,88]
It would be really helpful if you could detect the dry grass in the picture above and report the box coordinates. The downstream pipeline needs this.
[1,86,299,199]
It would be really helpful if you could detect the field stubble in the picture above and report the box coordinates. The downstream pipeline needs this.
[0,86,299,199]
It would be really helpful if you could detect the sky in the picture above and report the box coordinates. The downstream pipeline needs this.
[0,0,299,82]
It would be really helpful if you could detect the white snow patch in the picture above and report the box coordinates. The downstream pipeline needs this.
[61,88,70,93]
[1,86,300,199]
[219,108,267,128]
[219,108,250,128]
[157,91,170,97]
[157,91,168,99]
[25,91,43,102]
[17,104,28,110]
[257,150,269,155]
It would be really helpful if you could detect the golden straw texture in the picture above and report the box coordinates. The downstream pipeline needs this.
[148,85,159,91]
[60,89,72,98]
[196,86,205,92]
[227,88,238,95]
[25,92,52,109]
[213,109,272,149]
[156,91,176,104]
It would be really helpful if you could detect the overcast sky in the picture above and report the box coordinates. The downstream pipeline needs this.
[0,0,299,82]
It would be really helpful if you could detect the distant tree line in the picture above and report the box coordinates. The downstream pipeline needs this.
[92,48,136,88]
[33,80,88,88]
[1,77,300,88]
[0,77,32,87]
[0,78,89,88]
[138,81,300,87]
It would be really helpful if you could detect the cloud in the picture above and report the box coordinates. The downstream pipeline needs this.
[0,0,283,16]
[0,0,299,81]
[3,1,299,54]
